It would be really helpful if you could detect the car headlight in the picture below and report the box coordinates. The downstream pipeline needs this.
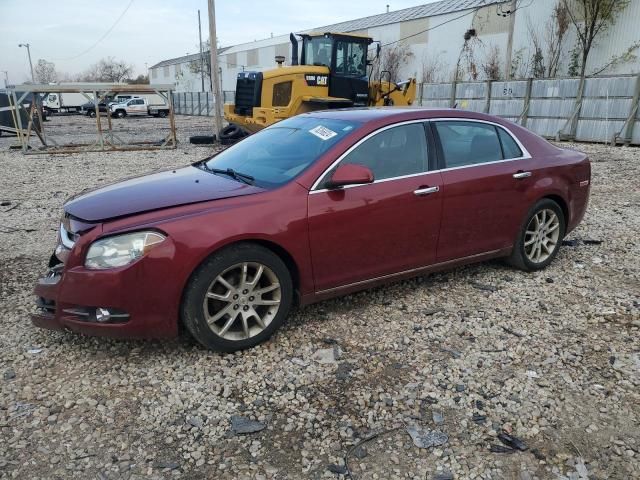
[85,231,166,270]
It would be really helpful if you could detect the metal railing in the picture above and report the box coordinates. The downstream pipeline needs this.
[171,91,235,117]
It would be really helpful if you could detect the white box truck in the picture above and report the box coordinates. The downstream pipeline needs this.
[42,92,90,114]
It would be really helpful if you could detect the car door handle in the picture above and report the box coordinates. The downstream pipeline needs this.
[513,171,532,179]
[414,186,439,196]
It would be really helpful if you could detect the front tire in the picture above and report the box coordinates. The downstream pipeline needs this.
[509,198,565,271]
[181,243,293,351]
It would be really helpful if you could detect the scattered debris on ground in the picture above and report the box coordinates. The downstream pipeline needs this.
[0,117,638,478]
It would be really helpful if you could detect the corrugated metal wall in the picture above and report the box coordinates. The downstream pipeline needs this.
[420,74,640,144]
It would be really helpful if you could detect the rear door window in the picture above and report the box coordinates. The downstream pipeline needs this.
[497,127,523,159]
[434,121,503,168]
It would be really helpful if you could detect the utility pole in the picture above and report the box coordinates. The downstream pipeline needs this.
[504,0,517,80]
[198,10,205,92]
[2,71,8,88]
[207,0,223,140]
[18,43,34,82]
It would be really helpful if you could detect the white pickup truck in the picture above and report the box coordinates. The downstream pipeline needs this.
[109,96,170,118]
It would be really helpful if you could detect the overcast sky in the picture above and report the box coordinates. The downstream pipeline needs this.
[0,0,438,84]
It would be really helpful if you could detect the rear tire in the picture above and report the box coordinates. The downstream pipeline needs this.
[158,110,167,118]
[181,243,293,352]
[89,110,96,118]
[508,198,565,272]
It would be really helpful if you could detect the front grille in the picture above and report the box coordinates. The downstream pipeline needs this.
[234,72,262,116]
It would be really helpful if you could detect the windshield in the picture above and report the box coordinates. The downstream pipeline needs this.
[203,116,360,189]
[304,37,333,67]
[335,40,367,77]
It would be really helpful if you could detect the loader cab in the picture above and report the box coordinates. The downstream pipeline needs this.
[300,33,372,106]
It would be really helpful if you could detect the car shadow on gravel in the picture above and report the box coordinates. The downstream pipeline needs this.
[284,258,517,331]
[22,257,521,359]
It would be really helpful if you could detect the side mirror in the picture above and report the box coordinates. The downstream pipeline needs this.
[327,164,374,188]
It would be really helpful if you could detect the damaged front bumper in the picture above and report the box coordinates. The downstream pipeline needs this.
[32,221,181,339]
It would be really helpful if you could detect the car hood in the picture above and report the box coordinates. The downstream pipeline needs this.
[64,165,264,222]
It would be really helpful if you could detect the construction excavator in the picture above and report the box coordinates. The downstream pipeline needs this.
[222,32,417,136]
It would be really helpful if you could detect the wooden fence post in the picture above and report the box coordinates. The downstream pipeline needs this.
[622,72,640,145]
[520,78,533,127]
[449,81,457,108]
[484,80,492,113]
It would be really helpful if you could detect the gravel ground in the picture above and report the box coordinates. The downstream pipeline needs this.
[0,115,638,480]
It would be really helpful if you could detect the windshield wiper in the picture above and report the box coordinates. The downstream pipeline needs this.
[201,164,255,185]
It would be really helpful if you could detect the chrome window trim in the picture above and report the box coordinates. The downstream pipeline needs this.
[430,117,532,163]
[309,117,532,194]
[309,119,430,192]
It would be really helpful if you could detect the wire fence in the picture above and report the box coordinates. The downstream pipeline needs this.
[172,73,640,145]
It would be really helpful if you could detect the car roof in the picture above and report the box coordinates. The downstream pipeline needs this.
[298,107,502,124]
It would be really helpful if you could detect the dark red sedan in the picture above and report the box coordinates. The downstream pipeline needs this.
[33,108,591,351]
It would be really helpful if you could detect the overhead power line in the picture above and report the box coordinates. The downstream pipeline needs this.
[55,0,135,61]
[373,0,531,50]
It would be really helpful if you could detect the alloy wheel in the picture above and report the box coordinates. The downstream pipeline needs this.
[524,208,560,263]
[202,262,281,341]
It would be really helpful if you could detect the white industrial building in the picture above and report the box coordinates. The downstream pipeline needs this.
[150,0,640,93]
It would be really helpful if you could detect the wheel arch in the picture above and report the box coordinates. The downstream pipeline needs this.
[179,238,302,313]
[248,239,301,300]
[541,193,569,228]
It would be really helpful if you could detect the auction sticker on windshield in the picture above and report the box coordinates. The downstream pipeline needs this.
[309,125,338,141]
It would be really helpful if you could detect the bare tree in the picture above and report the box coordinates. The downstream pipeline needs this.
[81,57,133,82]
[420,51,446,83]
[128,74,149,85]
[189,39,211,83]
[562,0,631,77]
[373,42,414,84]
[34,59,56,83]
[455,30,483,81]
[481,45,502,80]
[510,48,530,79]
[527,19,545,78]
[544,1,570,77]
[591,41,640,75]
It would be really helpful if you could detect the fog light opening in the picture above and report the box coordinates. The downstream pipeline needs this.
[61,306,130,324]
[95,308,111,323]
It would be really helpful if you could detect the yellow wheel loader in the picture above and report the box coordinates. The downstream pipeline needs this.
[223,32,417,135]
